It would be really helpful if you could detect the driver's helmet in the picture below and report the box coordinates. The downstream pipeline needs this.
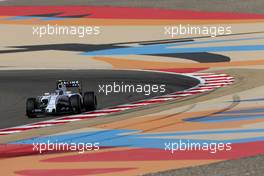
[56,80,66,91]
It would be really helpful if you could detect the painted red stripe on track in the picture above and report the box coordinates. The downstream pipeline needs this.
[86,109,121,114]
[172,92,197,95]
[0,6,264,19]
[43,141,264,162]
[202,77,231,80]
[140,99,167,104]
[109,105,138,109]
[0,127,38,132]
[31,121,67,125]
[205,80,234,83]
[59,115,97,120]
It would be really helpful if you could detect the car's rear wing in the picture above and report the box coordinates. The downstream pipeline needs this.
[57,80,82,93]
[59,80,81,88]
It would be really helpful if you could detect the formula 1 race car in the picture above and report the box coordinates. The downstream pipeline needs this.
[26,80,97,118]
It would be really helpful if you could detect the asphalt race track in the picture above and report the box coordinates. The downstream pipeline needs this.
[0,69,199,129]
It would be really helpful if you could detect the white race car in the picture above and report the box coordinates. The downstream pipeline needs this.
[26,80,97,118]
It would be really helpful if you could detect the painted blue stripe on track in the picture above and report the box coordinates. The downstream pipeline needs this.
[186,114,264,123]
[221,108,264,114]
[82,45,264,56]
[10,128,264,149]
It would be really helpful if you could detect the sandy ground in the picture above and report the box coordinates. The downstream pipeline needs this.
[0,23,264,69]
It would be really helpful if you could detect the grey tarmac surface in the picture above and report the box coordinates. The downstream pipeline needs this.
[0,69,198,129]
[145,154,264,176]
[0,0,264,14]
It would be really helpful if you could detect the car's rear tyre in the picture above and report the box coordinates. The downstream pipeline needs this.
[26,98,36,118]
[83,91,97,111]
[70,95,82,114]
